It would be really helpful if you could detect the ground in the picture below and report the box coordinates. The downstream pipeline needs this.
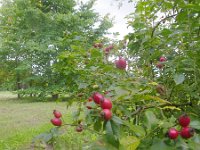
[0,91,97,150]
[0,91,68,149]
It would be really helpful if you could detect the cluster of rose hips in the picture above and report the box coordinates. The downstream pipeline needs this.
[104,45,114,55]
[156,56,167,69]
[51,110,62,126]
[93,42,114,55]
[86,92,113,121]
[168,114,195,140]
[93,42,127,70]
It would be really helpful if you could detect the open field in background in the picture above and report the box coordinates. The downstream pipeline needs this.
[0,91,73,149]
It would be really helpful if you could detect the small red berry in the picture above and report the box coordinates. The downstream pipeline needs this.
[108,45,114,50]
[92,92,104,104]
[104,47,110,55]
[178,114,190,127]
[86,97,93,109]
[101,109,112,121]
[98,43,103,48]
[76,126,83,132]
[51,118,62,126]
[53,110,62,118]
[115,57,127,69]
[168,128,179,139]
[100,98,112,110]
[156,63,164,69]
[159,56,167,62]
[180,127,194,139]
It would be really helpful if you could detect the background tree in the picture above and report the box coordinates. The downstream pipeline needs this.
[0,0,112,99]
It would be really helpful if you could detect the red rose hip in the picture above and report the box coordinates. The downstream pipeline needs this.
[159,56,167,62]
[51,118,62,126]
[168,128,179,139]
[53,110,62,118]
[92,92,104,104]
[101,109,112,121]
[178,114,190,127]
[180,127,194,139]
[100,98,112,110]
[76,126,83,132]
[86,97,93,109]
[115,57,127,69]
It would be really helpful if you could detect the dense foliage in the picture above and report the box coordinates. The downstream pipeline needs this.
[1,0,200,149]
[0,0,112,98]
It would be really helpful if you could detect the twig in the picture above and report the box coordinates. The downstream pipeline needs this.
[131,102,192,116]
[151,14,178,38]
[61,123,102,135]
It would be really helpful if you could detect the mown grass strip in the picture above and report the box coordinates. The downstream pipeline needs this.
[0,123,52,150]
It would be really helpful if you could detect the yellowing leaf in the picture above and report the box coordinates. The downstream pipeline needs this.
[120,136,140,150]
[161,106,181,111]
[142,95,171,104]
[148,82,158,86]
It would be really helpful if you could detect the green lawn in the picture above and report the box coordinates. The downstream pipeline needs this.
[0,91,71,149]
[0,91,97,150]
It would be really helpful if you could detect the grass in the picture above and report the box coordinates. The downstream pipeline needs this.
[0,91,73,149]
[0,91,98,150]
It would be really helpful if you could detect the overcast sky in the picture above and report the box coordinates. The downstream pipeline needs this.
[80,0,135,39]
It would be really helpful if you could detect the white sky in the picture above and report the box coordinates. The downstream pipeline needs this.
[81,0,135,40]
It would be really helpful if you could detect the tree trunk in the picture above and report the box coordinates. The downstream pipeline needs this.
[52,94,59,100]
[16,73,21,99]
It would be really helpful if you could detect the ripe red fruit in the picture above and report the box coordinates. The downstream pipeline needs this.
[88,97,93,102]
[98,43,103,48]
[93,43,99,48]
[101,109,112,121]
[51,118,62,126]
[168,128,179,139]
[159,56,167,62]
[100,98,112,109]
[104,47,110,55]
[76,126,83,132]
[86,97,93,109]
[156,63,164,69]
[178,114,190,127]
[92,92,104,104]
[108,45,114,50]
[115,57,127,69]
[180,127,195,139]
[53,110,62,118]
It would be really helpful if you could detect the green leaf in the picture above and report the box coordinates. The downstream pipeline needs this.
[149,138,173,150]
[190,120,200,130]
[94,118,102,132]
[174,74,185,85]
[145,110,159,129]
[123,121,145,137]
[141,95,171,104]
[111,116,123,125]
[120,136,140,150]
[105,120,120,138]
[78,83,88,89]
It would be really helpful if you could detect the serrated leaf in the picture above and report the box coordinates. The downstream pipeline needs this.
[174,74,185,85]
[123,121,145,137]
[190,120,200,130]
[145,110,159,129]
[105,120,120,138]
[78,83,88,89]
[148,82,158,86]
[111,116,123,125]
[161,106,181,111]
[140,95,170,104]
[120,136,140,150]
[94,118,102,132]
